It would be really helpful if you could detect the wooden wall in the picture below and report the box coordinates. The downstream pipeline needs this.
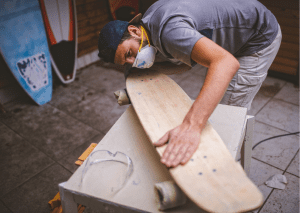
[259,0,299,78]
[76,0,111,57]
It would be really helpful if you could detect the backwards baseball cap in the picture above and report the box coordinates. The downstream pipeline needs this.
[98,13,142,63]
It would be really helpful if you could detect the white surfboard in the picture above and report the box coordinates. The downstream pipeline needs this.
[40,0,77,84]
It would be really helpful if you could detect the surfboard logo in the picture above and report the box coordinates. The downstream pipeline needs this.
[16,53,49,91]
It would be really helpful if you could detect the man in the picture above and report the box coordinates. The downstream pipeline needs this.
[98,0,281,168]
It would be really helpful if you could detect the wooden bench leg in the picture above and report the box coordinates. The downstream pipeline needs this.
[241,115,255,176]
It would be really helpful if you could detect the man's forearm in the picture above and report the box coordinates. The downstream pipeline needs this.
[183,57,239,130]
[154,37,240,167]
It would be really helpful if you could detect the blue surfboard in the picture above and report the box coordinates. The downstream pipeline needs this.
[0,0,52,105]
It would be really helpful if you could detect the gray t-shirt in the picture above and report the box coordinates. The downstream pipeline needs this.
[141,0,279,67]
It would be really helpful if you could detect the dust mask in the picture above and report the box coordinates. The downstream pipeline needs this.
[132,26,157,69]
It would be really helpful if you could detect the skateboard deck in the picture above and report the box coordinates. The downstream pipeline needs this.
[126,70,264,212]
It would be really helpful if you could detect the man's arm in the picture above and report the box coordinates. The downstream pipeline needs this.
[185,37,240,133]
[153,37,240,167]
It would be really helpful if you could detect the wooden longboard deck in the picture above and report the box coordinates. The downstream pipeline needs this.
[126,70,263,212]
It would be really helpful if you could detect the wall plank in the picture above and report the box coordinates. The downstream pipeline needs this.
[259,0,299,10]
[270,63,298,75]
[274,56,299,68]
[76,0,112,57]
[76,0,98,7]
[276,16,299,28]
[280,25,299,36]
[282,34,298,44]
[260,0,299,76]
[267,6,299,19]
[277,49,299,60]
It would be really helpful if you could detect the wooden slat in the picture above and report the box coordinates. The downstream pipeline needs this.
[77,3,108,21]
[78,21,108,37]
[78,25,97,37]
[76,0,106,14]
[270,63,298,75]
[277,49,299,60]
[280,25,299,36]
[78,19,106,43]
[78,143,98,161]
[259,0,299,10]
[273,56,299,68]
[77,11,109,22]
[276,16,299,28]
[282,34,299,44]
[76,0,110,57]
[48,192,61,210]
[78,41,98,57]
[78,35,98,49]
[90,16,110,27]
[78,25,99,37]
[77,12,109,28]
[77,17,109,56]
[267,6,299,19]
[261,0,299,78]
[76,0,98,7]
[78,31,99,44]
[77,8,109,22]
[280,41,299,52]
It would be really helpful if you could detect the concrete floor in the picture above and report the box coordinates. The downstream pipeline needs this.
[0,61,299,213]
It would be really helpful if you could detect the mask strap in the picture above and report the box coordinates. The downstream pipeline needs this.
[138,26,151,52]
[141,26,151,47]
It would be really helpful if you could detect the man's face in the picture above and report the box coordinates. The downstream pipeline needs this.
[114,25,148,65]
[114,37,140,65]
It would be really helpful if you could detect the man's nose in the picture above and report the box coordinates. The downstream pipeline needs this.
[126,57,135,65]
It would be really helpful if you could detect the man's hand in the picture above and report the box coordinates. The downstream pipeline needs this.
[153,37,239,168]
[153,122,202,167]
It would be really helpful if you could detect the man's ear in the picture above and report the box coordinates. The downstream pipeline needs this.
[128,25,141,39]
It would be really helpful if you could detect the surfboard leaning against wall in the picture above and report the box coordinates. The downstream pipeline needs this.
[0,0,52,105]
[40,0,78,84]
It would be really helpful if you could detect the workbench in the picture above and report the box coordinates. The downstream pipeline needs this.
[59,104,254,212]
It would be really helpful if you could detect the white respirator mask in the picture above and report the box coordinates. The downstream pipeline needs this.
[132,26,157,69]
